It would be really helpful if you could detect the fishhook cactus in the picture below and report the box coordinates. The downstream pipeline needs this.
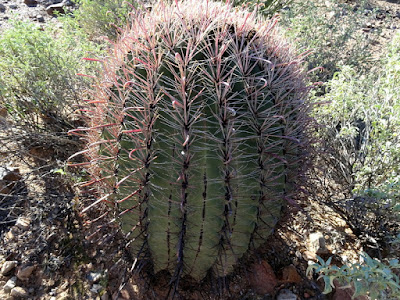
[69,0,310,283]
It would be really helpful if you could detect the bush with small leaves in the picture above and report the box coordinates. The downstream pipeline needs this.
[280,0,380,82]
[0,19,101,134]
[230,0,293,16]
[308,32,400,258]
[71,0,140,40]
[307,254,400,299]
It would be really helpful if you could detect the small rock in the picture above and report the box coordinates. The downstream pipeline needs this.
[84,263,93,271]
[2,168,22,182]
[326,11,335,20]
[302,249,316,261]
[4,227,18,241]
[4,230,14,241]
[249,260,277,295]
[88,272,102,283]
[36,15,45,22]
[376,12,386,20]
[131,284,139,294]
[1,261,17,275]
[15,217,31,231]
[46,2,65,15]
[0,168,22,193]
[8,4,18,10]
[63,0,74,6]
[46,278,55,287]
[0,4,6,12]
[308,232,329,255]
[3,276,17,293]
[10,286,28,298]
[280,265,302,283]
[276,289,297,300]
[331,279,369,300]
[17,264,35,281]
[24,0,37,6]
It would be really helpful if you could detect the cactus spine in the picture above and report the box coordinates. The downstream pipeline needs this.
[70,0,310,283]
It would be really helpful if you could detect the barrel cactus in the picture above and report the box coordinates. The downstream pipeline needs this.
[70,0,310,284]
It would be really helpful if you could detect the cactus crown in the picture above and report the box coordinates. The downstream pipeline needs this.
[70,0,310,285]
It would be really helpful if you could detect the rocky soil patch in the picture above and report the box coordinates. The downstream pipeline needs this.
[0,0,74,32]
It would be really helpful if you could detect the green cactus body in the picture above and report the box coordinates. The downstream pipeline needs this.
[70,0,310,283]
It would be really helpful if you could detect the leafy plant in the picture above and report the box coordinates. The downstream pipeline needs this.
[70,0,140,40]
[0,19,101,133]
[70,0,291,41]
[312,29,400,195]
[307,254,400,299]
[230,0,293,16]
[280,0,380,82]
[69,0,311,289]
[307,32,400,258]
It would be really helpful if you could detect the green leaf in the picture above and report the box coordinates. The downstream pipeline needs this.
[317,256,326,266]
[352,280,364,299]
[52,168,66,175]
[322,276,333,294]
[389,259,399,266]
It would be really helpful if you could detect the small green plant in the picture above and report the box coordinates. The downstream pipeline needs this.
[0,19,101,133]
[280,0,380,81]
[307,254,400,299]
[307,31,400,259]
[70,0,290,41]
[230,0,293,16]
[312,30,400,195]
[70,0,140,40]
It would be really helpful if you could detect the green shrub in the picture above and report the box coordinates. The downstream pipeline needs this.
[230,0,292,16]
[309,32,400,257]
[307,254,400,299]
[339,184,399,257]
[280,0,380,81]
[0,19,101,133]
[313,31,400,194]
[71,0,140,40]
[70,0,290,41]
